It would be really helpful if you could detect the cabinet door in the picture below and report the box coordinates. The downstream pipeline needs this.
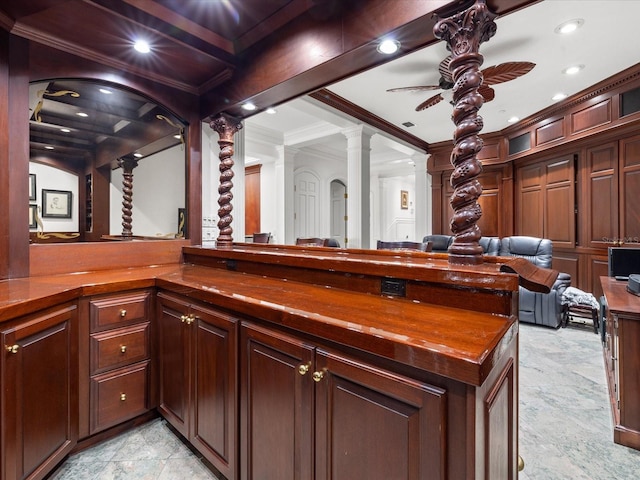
[191,304,238,480]
[240,322,314,480]
[1,304,78,480]
[157,294,190,438]
[314,349,447,480]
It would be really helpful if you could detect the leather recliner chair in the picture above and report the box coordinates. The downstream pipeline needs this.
[499,236,571,328]
[422,234,454,253]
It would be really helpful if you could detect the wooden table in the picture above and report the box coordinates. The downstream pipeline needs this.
[601,276,640,450]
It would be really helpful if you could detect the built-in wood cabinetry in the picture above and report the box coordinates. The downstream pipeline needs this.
[241,321,446,480]
[0,303,78,480]
[156,292,238,480]
[86,290,153,435]
[601,277,640,450]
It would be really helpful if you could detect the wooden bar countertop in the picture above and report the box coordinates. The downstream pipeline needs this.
[0,257,517,388]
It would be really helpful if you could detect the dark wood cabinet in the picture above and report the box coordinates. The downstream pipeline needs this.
[86,290,153,435]
[601,277,640,450]
[157,292,238,480]
[1,303,78,480]
[241,321,446,480]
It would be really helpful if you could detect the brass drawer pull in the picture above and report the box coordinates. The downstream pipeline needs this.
[119,309,127,317]
[120,393,126,401]
[312,370,325,382]
[120,345,127,354]
[5,344,19,354]
[298,363,310,375]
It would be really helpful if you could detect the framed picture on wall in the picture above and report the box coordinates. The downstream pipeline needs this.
[42,189,72,218]
[29,204,37,228]
[401,190,409,209]
[29,174,36,201]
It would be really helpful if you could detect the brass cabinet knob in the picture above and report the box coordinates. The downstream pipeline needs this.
[180,314,189,323]
[119,309,127,317]
[298,363,310,375]
[120,345,127,354]
[312,370,325,382]
[5,344,19,354]
[120,393,126,401]
[185,314,195,325]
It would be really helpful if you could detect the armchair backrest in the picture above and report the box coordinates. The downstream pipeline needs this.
[252,232,271,243]
[422,234,453,252]
[377,240,431,252]
[479,236,500,256]
[296,237,325,246]
[499,236,552,268]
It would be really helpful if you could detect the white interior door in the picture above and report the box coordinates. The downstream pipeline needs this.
[294,171,320,239]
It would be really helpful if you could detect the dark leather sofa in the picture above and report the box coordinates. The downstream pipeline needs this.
[423,234,571,328]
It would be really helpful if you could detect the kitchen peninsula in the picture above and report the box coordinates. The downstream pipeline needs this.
[0,243,523,479]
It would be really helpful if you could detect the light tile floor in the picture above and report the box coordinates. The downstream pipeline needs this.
[49,321,640,479]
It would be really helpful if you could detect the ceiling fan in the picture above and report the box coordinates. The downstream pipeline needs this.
[387,56,536,111]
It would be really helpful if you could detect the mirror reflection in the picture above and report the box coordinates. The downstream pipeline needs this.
[28,79,187,242]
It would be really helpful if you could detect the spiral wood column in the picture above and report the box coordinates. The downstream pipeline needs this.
[210,113,243,248]
[118,157,139,238]
[434,0,497,265]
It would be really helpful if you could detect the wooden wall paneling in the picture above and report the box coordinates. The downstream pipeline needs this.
[585,142,619,248]
[620,135,640,244]
[245,164,262,236]
[429,171,444,234]
[544,156,575,247]
[571,98,613,136]
[516,164,544,237]
[477,169,502,238]
[535,118,565,147]
[552,250,579,287]
[1,33,30,280]
[589,255,609,299]
[501,163,515,237]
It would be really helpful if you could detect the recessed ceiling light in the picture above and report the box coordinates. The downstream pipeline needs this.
[60,128,71,133]
[45,146,54,150]
[242,102,256,111]
[266,108,276,114]
[76,112,88,117]
[555,19,584,35]
[174,134,181,139]
[563,65,584,75]
[99,88,113,94]
[134,39,151,54]
[552,93,568,101]
[377,39,400,55]
[508,116,519,123]
[133,153,143,158]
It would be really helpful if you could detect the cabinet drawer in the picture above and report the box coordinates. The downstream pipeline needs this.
[90,323,150,374]
[90,291,150,331]
[90,361,149,433]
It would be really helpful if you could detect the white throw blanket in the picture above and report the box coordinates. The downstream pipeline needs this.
[561,286,600,310]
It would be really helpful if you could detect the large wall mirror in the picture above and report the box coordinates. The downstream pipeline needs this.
[28,79,187,243]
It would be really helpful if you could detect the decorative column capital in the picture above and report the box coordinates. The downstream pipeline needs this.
[210,113,243,141]
[434,0,496,59]
[117,157,139,173]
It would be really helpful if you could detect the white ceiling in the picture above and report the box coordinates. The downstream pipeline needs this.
[245,0,640,176]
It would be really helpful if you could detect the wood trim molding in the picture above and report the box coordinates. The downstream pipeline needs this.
[310,89,429,152]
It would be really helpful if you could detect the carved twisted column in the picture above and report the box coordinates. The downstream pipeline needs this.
[118,157,139,238]
[434,0,497,265]
[210,113,243,248]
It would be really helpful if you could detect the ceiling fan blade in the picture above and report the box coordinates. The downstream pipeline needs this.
[416,93,444,111]
[478,84,495,102]
[481,61,535,86]
[439,56,453,83]
[386,86,440,93]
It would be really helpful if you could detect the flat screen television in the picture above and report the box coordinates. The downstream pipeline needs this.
[608,247,640,279]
